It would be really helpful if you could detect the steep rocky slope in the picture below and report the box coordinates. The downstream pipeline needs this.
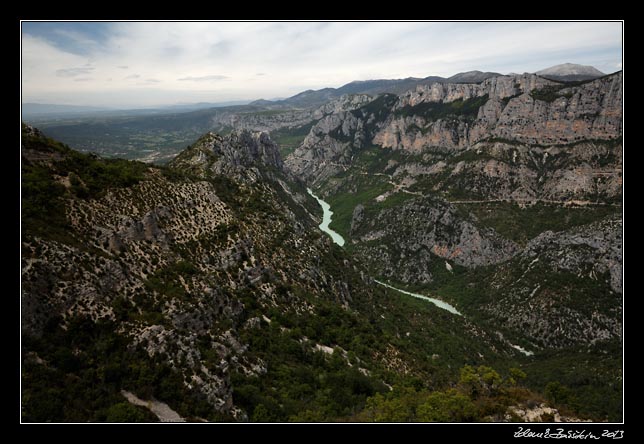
[281,71,622,421]
[22,125,532,422]
[349,195,519,284]
[287,72,622,193]
[444,215,622,350]
[285,72,622,277]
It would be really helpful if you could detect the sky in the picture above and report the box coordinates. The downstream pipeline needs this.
[21,21,623,109]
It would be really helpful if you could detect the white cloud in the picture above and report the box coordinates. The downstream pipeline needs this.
[56,66,94,77]
[178,74,229,82]
[21,21,623,107]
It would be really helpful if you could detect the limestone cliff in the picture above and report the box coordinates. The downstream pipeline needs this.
[287,72,622,203]
[374,72,622,151]
[478,215,622,349]
[169,129,283,181]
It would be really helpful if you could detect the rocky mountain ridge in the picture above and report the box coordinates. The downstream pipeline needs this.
[24,125,547,422]
[20,63,622,424]
[281,68,622,373]
[286,72,622,205]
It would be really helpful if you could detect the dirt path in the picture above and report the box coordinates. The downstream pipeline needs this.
[121,390,186,422]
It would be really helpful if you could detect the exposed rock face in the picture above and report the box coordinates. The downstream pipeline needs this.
[523,216,622,294]
[225,109,316,133]
[491,73,622,144]
[383,139,622,203]
[393,73,552,108]
[350,196,518,284]
[374,72,622,152]
[170,129,283,181]
[505,403,590,423]
[479,215,622,349]
[285,110,366,185]
[22,127,393,421]
[350,204,364,236]
[203,94,373,137]
[220,130,283,170]
[313,94,374,117]
[287,72,622,188]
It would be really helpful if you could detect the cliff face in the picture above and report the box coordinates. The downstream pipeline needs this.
[373,72,622,152]
[490,73,622,144]
[394,73,553,106]
[288,72,621,176]
[283,72,622,359]
[286,72,622,205]
[477,215,622,349]
[349,196,519,284]
[169,129,283,181]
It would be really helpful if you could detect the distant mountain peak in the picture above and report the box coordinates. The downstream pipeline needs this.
[447,70,502,83]
[536,63,605,82]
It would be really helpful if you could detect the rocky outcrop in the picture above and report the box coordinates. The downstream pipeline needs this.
[21,127,390,421]
[313,94,374,117]
[522,215,622,294]
[492,73,622,145]
[285,110,366,185]
[170,129,283,181]
[350,196,518,284]
[287,73,622,186]
[203,94,374,137]
[479,215,622,348]
[287,72,622,209]
[377,139,622,203]
[373,72,622,152]
[505,403,590,423]
[393,73,553,109]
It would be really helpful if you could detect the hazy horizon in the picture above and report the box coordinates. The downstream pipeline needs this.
[21,21,623,108]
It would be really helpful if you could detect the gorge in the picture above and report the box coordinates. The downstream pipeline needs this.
[21,62,623,423]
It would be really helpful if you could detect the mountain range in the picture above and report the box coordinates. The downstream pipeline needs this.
[21,61,622,423]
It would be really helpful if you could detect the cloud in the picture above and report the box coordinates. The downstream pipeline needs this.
[21,22,623,108]
[56,66,94,77]
[73,77,93,82]
[178,74,229,82]
[143,78,160,84]
[208,40,231,57]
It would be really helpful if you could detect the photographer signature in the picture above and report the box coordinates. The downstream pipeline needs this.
[514,427,623,439]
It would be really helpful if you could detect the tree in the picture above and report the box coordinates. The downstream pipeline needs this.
[545,381,572,406]
[251,404,273,422]
[416,389,477,422]
[361,387,419,422]
[508,367,527,386]
[105,402,149,422]
[459,365,502,398]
